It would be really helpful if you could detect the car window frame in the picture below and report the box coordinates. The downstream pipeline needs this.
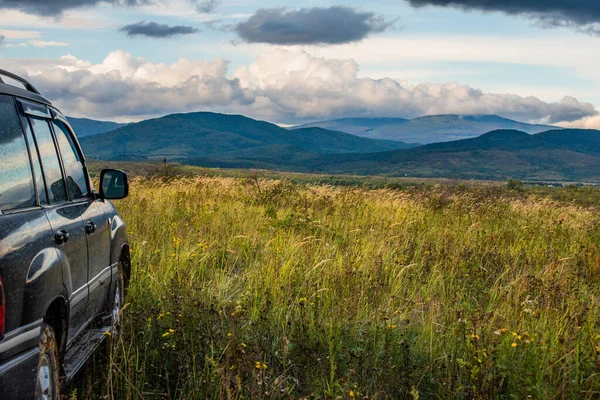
[49,109,95,201]
[18,99,72,206]
[0,95,43,216]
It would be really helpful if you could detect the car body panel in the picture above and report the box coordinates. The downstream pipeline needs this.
[83,199,112,318]
[44,203,90,344]
[0,210,56,357]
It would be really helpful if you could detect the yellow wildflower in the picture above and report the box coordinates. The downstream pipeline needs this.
[511,342,517,348]
[350,390,355,397]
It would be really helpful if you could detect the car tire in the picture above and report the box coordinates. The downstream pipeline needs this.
[108,262,125,337]
[35,323,61,400]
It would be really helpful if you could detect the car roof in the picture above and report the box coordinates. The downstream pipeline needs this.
[0,69,52,106]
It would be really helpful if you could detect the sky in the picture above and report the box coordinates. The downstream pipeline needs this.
[1,0,600,128]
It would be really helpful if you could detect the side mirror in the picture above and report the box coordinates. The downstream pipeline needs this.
[100,169,129,200]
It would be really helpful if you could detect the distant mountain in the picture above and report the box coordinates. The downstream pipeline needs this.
[78,112,413,165]
[67,117,127,137]
[293,114,556,144]
[309,129,600,182]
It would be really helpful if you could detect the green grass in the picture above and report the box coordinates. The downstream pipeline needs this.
[77,172,600,399]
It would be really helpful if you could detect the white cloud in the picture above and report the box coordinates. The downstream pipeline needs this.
[557,114,600,129]
[4,43,29,48]
[28,40,69,47]
[3,48,597,126]
[0,29,41,39]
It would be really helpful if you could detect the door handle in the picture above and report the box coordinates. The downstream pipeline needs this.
[85,221,97,235]
[54,229,70,245]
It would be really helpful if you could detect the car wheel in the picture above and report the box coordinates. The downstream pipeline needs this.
[109,263,125,336]
[35,324,61,400]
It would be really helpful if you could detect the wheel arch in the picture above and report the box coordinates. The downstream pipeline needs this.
[43,296,68,359]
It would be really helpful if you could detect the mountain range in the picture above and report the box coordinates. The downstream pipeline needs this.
[78,112,413,166]
[76,112,600,183]
[67,117,127,137]
[308,129,600,182]
[293,114,556,144]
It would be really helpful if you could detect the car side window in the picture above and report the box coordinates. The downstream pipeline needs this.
[52,120,89,199]
[0,95,37,211]
[20,115,48,205]
[29,117,68,204]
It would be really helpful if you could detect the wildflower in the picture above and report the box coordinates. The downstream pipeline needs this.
[162,331,170,338]
[227,332,233,337]
[255,361,267,370]
[471,333,479,340]
[169,329,175,334]
[387,324,397,330]
[349,390,355,397]
[241,343,247,348]
[511,342,517,348]
[103,331,112,337]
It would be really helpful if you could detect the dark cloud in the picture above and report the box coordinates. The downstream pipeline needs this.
[0,0,149,17]
[405,0,600,35]
[190,0,220,13]
[120,21,199,38]
[236,7,395,45]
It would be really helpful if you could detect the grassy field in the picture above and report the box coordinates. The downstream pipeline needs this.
[77,172,600,399]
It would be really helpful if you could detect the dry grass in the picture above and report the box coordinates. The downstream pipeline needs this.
[77,175,600,399]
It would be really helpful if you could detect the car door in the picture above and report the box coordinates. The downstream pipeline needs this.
[20,100,90,343]
[0,94,55,345]
[51,116,112,318]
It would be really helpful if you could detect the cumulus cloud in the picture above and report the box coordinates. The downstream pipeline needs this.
[4,49,597,126]
[236,7,395,45]
[405,0,600,36]
[0,0,149,17]
[120,21,199,38]
[557,115,600,129]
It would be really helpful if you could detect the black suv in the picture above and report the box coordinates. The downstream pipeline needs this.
[0,70,130,399]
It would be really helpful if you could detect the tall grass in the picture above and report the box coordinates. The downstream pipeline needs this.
[80,176,600,399]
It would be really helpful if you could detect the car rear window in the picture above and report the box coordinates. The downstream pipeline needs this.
[0,95,36,211]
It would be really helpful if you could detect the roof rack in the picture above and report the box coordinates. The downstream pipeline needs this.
[0,69,41,95]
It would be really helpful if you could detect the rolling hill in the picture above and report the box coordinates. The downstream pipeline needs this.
[78,112,413,164]
[67,117,127,137]
[294,114,556,144]
[309,129,600,182]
